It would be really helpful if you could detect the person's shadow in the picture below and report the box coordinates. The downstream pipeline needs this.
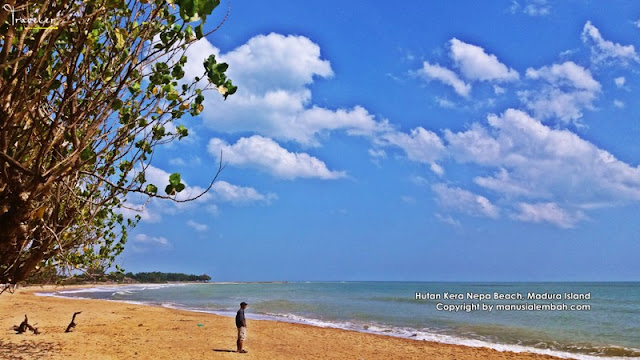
[213,349,236,353]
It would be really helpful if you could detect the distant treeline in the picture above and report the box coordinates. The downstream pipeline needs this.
[24,269,211,285]
[123,272,211,283]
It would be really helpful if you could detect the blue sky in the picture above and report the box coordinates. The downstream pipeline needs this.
[119,0,640,281]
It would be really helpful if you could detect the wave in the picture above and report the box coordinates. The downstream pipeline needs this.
[34,283,186,299]
[237,312,637,360]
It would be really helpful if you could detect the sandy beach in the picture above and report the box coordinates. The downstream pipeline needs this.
[0,285,565,360]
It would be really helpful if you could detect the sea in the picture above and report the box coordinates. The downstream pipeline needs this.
[37,282,640,360]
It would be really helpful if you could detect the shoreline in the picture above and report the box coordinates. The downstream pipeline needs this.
[1,285,576,359]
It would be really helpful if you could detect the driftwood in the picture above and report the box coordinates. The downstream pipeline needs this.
[13,315,40,335]
[65,312,82,333]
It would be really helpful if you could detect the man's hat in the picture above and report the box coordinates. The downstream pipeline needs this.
[240,301,248,306]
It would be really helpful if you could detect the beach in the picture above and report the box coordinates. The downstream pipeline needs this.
[0,286,566,360]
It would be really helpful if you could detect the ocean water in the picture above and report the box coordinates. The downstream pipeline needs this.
[38,282,640,360]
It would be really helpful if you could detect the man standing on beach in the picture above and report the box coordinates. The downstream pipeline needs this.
[236,302,248,353]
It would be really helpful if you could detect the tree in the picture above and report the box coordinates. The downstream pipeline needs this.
[0,0,237,288]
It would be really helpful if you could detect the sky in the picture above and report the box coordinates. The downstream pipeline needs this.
[119,0,640,281]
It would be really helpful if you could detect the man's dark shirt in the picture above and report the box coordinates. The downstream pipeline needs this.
[236,308,246,328]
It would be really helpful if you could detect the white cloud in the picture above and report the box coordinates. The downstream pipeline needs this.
[493,85,506,95]
[183,33,388,145]
[375,127,445,174]
[512,202,584,228]
[435,97,456,108]
[121,164,275,223]
[182,36,220,82]
[131,234,171,252]
[409,175,429,186]
[435,213,462,228]
[525,61,600,91]
[368,148,387,158]
[520,61,600,123]
[510,0,551,16]
[449,39,519,82]
[222,33,332,92]
[518,88,598,124]
[212,181,277,205]
[523,0,550,16]
[581,21,639,65]
[614,77,626,88]
[169,157,202,167]
[208,136,346,180]
[445,109,640,209]
[140,165,212,205]
[432,183,500,218]
[186,220,209,232]
[118,203,161,223]
[473,168,534,197]
[613,100,625,108]
[418,61,471,97]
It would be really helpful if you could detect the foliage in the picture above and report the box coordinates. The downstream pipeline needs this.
[124,271,211,283]
[0,0,235,286]
[27,270,211,284]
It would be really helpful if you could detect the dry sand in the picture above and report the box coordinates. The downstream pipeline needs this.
[0,285,566,360]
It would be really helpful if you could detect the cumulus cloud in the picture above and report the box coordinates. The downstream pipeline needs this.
[375,127,445,174]
[614,77,626,88]
[445,109,640,207]
[581,21,639,65]
[449,39,519,82]
[613,100,625,108]
[525,61,600,91]
[512,202,584,228]
[427,108,640,227]
[182,33,388,145]
[120,165,274,223]
[520,61,600,123]
[212,181,277,205]
[417,62,471,97]
[432,184,500,218]
[221,33,332,92]
[186,220,209,232]
[208,136,346,180]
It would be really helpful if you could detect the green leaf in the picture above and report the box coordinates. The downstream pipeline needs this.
[199,0,220,17]
[112,99,123,110]
[115,28,127,49]
[215,62,228,73]
[81,147,95,162]
[178,0,198,20]
[176,124,188,139]
[169,173,181,186]
[166,92,179,101]
[152,125,165,140]
[145,184,158,195]
[172,65,185,80]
